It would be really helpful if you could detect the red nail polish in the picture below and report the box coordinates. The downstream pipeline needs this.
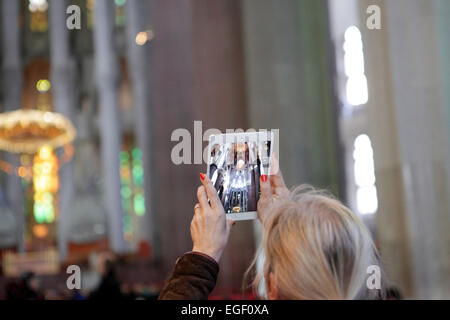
[200,173,206,181]
[261,174,267,182]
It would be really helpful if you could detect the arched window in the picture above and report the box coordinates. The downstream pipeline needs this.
[344,26,368,106]
[328,11,379,218]
[353,134,378,214]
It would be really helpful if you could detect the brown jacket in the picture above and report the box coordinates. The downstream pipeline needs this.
[158,252,219,300]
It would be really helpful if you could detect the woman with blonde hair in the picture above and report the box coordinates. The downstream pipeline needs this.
[159,161,385,300]
[252,184,384,300]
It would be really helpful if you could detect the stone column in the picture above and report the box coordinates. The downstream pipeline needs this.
[241,0,344,297]
[125,0,159,256]
[93,0,127,253]
[241,0,343,195]
[360,0,450,298]
[1,0,24,252]
[433,0,450,161]
[49,0,77,261]
[149,0,252,295]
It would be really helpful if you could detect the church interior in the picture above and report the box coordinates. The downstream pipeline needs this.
[0,0,449,300]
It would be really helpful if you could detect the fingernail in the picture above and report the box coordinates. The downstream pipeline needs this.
[261,174,267,182]
[200,173,206,181]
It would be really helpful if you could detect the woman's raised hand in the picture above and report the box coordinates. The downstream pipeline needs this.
[258,153,289,226]
[190,173,234,263]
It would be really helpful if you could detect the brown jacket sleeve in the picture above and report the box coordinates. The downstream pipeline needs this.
[158,252,219,300]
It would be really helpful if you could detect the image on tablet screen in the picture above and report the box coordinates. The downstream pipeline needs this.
[208,135,271,214]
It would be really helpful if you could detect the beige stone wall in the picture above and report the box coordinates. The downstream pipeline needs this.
[359,0,450,299]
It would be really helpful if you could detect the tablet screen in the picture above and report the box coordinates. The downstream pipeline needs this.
[207,132,273,219]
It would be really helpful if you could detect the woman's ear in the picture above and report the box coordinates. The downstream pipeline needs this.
[267,272,278,300]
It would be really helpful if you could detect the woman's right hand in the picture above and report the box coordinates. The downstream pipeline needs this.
[190,173,233,263]
[258,154,289,226]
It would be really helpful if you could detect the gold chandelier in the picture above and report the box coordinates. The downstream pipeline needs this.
[0,109,76,154]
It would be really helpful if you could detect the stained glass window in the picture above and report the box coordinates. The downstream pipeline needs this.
[120,143,145,243]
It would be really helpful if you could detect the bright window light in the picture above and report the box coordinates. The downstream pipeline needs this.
[344,26,368,106]
[357,185,378,214]
[353,134,378,214]
[346,74,368,106]
[28,0,48,12]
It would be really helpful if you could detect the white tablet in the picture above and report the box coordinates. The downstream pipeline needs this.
[206,131,274,221]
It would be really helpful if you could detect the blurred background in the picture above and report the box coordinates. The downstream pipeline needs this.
[0,0,448,300]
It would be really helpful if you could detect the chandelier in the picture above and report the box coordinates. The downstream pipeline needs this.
[0,109,76,154]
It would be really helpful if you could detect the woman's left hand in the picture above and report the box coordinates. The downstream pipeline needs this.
[257,153,290,226]
[190,173,234,263]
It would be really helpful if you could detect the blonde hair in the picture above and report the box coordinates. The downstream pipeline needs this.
[247,185,385,300]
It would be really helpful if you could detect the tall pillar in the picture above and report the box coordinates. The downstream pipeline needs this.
[241,0,344,298]
[360,0,450,298]
[93,0,127,253]
[150,0,252,295]
[49,0,76,260]
[1,0,24,252]
[433,0,450,161]
[241,0,343,195]
[125,0,159,257]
